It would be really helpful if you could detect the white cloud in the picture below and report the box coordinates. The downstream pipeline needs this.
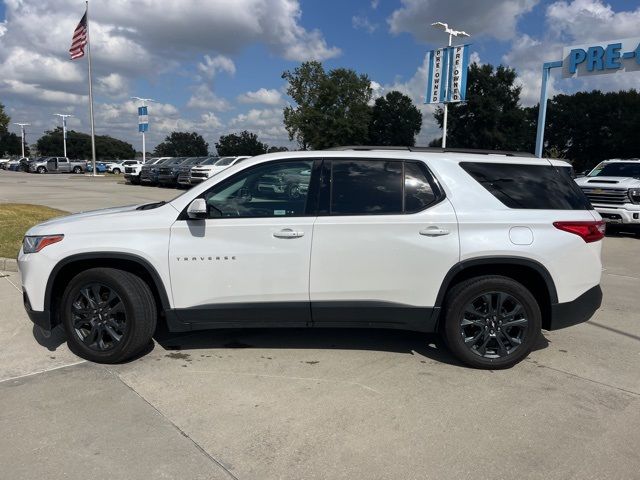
[470,51,482,65]
[96,73,129,98]
[237,88,283,105]
[388,0,538,42]
[229,108,288,142]
[371,0,380,9]
[352,16,378,34]
[187,84,232,111]
[197,54,236,79]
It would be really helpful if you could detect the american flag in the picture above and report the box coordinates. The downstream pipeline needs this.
[69,10,88,60]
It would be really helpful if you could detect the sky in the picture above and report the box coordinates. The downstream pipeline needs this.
[1,0,640,153]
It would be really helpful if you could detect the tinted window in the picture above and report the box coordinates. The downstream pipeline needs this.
[405,162,437,213]
[460,162,591,210]
[203,160,314,218]
[331,160,403,215]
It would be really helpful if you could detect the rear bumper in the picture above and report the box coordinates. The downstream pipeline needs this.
[548,285,602,330]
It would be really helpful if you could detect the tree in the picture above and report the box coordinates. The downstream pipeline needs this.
[369,91,422,146]
[267,146,289,153]
[215,131,268,156]
[283,61,372,149]
[154,131,209,157]
[537,89,640,172]
[0,102,28,156]
[37,127,134,159]
[432,64,534,151]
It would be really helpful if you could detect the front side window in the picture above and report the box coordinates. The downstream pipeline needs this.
[203,160,314,218]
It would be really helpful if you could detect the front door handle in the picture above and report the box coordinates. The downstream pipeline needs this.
[273,228,304,239]
[419,226,450,237]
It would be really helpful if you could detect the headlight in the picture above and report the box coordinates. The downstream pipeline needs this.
[629,188,640,204]
[22,235,64,254]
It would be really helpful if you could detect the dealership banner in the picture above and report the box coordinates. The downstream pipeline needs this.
[138,106,149,133]
[425,44,471,104]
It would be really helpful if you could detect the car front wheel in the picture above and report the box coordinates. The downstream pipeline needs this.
[61,268,157,363]
[112,168,121,174]
[37,166,47,174]
[442,275,541,369]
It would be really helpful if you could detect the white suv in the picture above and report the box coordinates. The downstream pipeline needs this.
[575,159,640,231]
[189,156,251,184]
[18,148,604,368]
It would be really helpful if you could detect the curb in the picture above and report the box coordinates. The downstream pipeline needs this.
[0,257,18,272]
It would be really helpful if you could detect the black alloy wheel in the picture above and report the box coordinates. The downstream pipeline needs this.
[443,275,541,369]
[70,283,127,352]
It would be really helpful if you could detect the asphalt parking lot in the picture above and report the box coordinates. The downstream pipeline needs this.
[1,169,639,479]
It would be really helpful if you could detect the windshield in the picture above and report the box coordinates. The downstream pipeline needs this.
[589,162,640,178]
[200,157,219,166]
[215,157,236,166]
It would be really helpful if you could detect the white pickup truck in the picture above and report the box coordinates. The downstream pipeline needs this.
[575,159,640,231]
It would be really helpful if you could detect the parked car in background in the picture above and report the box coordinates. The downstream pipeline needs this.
[7,158,23,171]
[175,157,210,188]
[19,157,34,172]
[0,158,10,170]
[125,157,170,185]
[84,161,108,173]
[106,160,141,174]
[157,157,192,187]
[29,157,86,174]
[140,157,174,185]
[189,156,250,185]
[575,158,640,231]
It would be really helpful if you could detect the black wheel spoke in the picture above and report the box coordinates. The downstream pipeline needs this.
[70,282,127,352]
[461,290,529,359]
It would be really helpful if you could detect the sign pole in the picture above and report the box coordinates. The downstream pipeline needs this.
[534,61,563,158]
[441,32,453,148]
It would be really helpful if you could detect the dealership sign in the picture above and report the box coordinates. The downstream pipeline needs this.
[138,106,149,133]
[425,44,471,104]
[562,37,640,78]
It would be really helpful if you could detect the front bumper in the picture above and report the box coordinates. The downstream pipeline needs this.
[158,174,178,185]
[23,291,53,330]
[593,205,640,225]
[548,285,602,330]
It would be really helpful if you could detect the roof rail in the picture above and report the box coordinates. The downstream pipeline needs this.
[327,146,535,158]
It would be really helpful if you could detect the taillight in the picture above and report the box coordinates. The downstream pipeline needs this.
[553,221,605,243]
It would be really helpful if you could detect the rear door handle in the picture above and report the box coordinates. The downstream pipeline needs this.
[273,228,304,239]
[419,226,450,237]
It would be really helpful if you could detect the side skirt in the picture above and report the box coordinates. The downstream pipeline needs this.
[165,301,437,333]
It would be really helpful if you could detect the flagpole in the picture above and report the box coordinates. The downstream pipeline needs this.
[85,0,97,176]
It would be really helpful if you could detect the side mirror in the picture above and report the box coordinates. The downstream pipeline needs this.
[187,198,207,219]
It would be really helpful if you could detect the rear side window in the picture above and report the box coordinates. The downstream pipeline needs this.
[331,160,403,215]
[404,162,437,213]
[460,162,591,210]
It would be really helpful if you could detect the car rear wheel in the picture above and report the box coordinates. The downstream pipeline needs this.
[442,275,541,369]
[72,166,82,174]
[37,166,47,174]
[61,268,157,363]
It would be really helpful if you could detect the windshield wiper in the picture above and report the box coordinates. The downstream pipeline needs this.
[136,201,166,211]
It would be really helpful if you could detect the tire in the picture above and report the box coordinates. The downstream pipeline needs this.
[61,268,157,363]
[442,275,541,369]
[112,168,121,175]
[37,166,47,174]
[73,166,82,174]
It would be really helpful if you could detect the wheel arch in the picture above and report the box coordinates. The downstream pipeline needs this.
[45,252,171,329]
[433,257,558,331]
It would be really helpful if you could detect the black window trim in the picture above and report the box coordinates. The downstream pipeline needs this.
[320,157,446,217]
[177,158,322,221]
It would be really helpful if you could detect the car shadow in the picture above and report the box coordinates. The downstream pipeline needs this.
[605,229,640,239]
[154,327,551,368]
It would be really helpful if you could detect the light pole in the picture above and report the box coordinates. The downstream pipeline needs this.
[131,97,155,163]
[54,114,73,158]
[431,22,470,148]
[13,123,30,158]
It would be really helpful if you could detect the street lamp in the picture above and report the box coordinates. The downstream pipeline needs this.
[431,22,471,149]
[131,97,155,163]
[53,114,73,158]
[13,123,30,158]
